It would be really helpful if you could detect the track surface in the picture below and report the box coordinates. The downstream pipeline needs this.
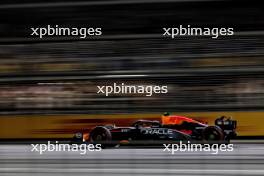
[0,143,264,176]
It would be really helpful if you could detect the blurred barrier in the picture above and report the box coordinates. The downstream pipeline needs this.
[0,111,263,139]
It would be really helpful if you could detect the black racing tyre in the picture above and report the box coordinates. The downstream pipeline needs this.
[202,126,225,143]
[89,126,113,147]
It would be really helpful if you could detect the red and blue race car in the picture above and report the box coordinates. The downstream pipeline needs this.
[72,113,237,146]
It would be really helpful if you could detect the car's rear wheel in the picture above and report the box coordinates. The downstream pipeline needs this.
[202,126,225,144]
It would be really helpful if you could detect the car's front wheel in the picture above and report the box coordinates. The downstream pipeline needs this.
[89,126,116,148]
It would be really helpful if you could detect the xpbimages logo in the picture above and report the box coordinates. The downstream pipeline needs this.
[97,83,168,96]
[30,25,102,39]
[163,25,234,39]
[163,141,234,154]
[31,141,101,154]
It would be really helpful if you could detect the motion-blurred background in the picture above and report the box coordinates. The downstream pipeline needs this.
[0,0,264,139]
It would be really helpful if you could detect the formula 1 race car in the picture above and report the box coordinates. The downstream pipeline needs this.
[71,113,237,146]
